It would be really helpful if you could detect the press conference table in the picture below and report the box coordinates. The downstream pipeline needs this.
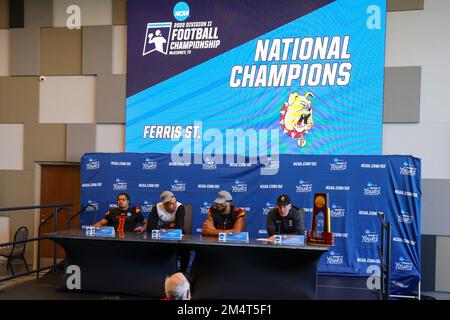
[45,230,328,299]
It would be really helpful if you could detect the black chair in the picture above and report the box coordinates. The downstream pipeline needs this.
[183,204,192,235]
[0,226,30,275]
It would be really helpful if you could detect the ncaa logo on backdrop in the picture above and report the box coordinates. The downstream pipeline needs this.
[330,158,347,171]
[232,180,247,193]
[363,182,381,196]
[395,257,414,272]
[326,251,344,265]
[398,209,414,224]
[142,158,157,170]
[400,162,417,176]
[263,202,275,216]
[200,201,213,214]
[262,157,280,170]
[86,200,98,211]
[202,157,217,170]
[86,158,100,170]
[113,178,127,191]
[296,180,312,193]
[330,204,345,218]
[362,229,379,244]
[141,200,154,213]
[173,2,190,21]
[171,179,186,192]
[143,2,220,57]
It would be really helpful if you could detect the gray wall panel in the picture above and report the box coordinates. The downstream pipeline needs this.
[24,123,66,170]
[24,0,53,28]
[422,179,450,236]
[96,74,126,123]
[436,236,450,292]
[40,28,82,75]
[113,0,127,25]
[383,66,421,123]
[421,235,436,291]
[387,0,424,12]
[82,26,113,75]
[10,28,40,76]
[0,0,9,29]
[0,76,39,123]
[66,124,96,162]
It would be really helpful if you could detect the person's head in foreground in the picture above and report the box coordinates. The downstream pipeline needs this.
[164,272,191,300]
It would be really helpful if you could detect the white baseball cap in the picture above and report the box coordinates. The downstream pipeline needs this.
[160,191,175,204]
[214,190,232,204]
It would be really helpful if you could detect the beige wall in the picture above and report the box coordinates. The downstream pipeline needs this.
[0,30,9,76]
[0,0,126,268]
[39,76,96,123]
[0,124,24,170]
[53,0,113,27]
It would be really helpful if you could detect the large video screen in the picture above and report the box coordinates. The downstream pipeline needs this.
[126,0,386,156]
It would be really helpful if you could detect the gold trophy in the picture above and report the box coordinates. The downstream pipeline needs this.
[307,193,334,246]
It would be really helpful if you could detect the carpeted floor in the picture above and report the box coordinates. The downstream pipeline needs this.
[0,269,384,300]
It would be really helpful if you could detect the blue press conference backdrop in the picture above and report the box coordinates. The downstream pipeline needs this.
[126,0,386,155]
[80,153,421,295]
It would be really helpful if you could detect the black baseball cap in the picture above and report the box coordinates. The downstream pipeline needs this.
[277,194,291,206]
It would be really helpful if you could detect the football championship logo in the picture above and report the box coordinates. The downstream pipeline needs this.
[143,22,172,56]
[280,91,314,147]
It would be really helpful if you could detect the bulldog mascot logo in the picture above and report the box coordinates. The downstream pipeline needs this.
[280,91,314,147]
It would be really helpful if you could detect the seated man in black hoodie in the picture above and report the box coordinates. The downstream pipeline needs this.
[266,194,305,239]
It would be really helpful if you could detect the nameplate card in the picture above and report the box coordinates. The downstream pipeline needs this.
[274,235,305,246]
[152,229,183,240]
[95,226,115,237]
[218,232,249,242]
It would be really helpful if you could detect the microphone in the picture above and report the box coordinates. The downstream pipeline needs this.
[276,219,281,235]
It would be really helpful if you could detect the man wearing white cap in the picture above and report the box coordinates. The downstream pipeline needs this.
[145,191,185,232]
[202,190,246,236]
